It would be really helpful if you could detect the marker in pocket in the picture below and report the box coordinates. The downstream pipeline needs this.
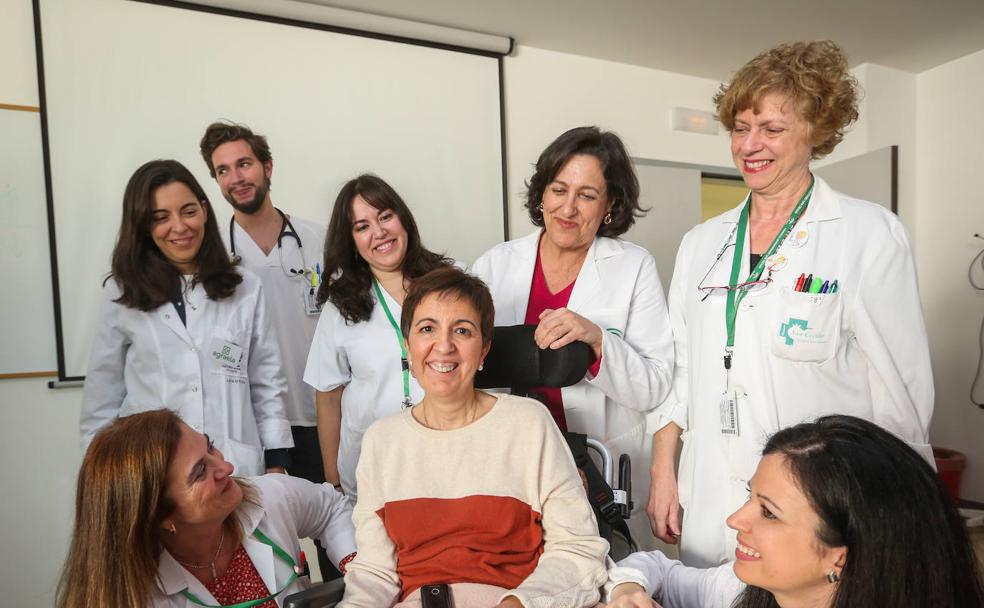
[793,273,838,293]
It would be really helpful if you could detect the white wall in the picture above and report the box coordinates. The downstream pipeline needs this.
[0,379,82,607]
[914,48,984,500]
[502,46,732,237]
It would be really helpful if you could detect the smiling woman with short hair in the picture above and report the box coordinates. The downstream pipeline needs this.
[649,40,935,567]
[338,266,609,608]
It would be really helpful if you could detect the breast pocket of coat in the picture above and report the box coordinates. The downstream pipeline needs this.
[207,329,250,384]
[770,288,842,363]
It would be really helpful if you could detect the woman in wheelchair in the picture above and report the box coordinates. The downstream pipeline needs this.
[604,415,984,608]
[56,409,357,608]
[339,266,609,607]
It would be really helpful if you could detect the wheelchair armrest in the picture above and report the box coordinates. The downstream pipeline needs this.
[283,577,346,608]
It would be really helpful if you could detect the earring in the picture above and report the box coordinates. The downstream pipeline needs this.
[826,571,839,584]
[168,522,177,535]
[603,212,613,225]
[478,362,484,371]
[537,202,544,213]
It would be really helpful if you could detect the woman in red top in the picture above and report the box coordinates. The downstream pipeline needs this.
[471,127,675,549]
[57,409,357,608]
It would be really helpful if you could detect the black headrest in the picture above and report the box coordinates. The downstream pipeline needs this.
[474,324,593,390]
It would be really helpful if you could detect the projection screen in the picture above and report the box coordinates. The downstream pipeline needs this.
[39,0,506,380]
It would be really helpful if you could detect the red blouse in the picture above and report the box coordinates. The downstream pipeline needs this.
[525,246,601,430]
[205,546,277,608]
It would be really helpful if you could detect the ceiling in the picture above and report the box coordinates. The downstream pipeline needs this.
[302,0,984,80]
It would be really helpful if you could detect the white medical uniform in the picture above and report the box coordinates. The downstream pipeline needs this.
[224,215,326,426]
[152,474,356,608]
[656,176,934,567]
[80,270,293,476]
[471,230,675,547]
[605,551,744,608]
[303,286,424,502]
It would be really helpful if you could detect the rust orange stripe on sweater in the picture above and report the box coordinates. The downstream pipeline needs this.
[377,494,544,599]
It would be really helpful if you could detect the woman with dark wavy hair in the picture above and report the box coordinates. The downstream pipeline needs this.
[607,415,984,608]
[80,159,293,477]
[303,174,453,501]
[649,40,934,567]
[471,126,674,547]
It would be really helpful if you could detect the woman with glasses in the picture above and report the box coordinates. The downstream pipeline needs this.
[647,40,934,567]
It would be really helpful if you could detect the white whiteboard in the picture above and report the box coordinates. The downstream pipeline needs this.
[0,109,56,375]
[40,0,505,378]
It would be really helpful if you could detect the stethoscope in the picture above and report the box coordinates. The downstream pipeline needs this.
[229,208,309,279]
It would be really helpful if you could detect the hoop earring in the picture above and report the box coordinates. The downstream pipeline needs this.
[603,212,612,225]
[826,571,839,584]
[537,202,544,213]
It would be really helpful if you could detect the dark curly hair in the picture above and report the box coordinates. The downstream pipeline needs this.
[317,174,452,324]
[714,40,860,159]
[523,126,645,238]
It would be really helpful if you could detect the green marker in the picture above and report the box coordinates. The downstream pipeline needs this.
[809,276,824,293]
[830,280,839,294]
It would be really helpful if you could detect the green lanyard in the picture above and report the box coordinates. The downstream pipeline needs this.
[724,177,814,370]
[179,529,299,608]
[372,278,412,409]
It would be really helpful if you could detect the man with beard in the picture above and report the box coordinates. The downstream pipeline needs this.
[200,121,337,579]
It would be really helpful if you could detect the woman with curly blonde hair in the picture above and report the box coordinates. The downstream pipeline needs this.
[646,40,934,567]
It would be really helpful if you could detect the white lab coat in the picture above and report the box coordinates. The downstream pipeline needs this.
[152,474,357,608]
[80,270,293,476]
[224,214,327,427]
[471,230,675,546]
[303,288,425,502]
[656,176,934,566]
[605,551,744,608]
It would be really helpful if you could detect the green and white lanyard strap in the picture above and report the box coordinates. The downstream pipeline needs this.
[179,529,300,608]
[724,176,815,370]
[372,278,413,409]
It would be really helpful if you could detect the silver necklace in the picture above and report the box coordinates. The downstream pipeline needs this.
[175,528,225,582]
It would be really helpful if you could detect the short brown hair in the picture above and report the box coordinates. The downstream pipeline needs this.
[524,126,645,237]
[714,40,860,158]
[199,120,273,178]
[401,266,495,345]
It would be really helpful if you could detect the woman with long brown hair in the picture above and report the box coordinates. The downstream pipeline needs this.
[79,159,293,477]
[303,174,453,502]
[57,409,355,608]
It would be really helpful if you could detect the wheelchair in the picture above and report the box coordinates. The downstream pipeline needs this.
[284,324,634,608]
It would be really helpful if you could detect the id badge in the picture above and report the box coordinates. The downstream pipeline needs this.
[303,288,323,316]
[719,391,740,436]
[210,338,245,375]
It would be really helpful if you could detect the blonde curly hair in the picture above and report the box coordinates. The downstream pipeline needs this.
[714,40,860,158]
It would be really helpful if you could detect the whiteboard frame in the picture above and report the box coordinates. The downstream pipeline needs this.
[34,0,512,382]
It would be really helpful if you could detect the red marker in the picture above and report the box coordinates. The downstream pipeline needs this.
[794,273,805,292]
[802,273,813,292]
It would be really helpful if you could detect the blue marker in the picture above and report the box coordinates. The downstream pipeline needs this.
[316,263,322,284]
[819,280,830,294]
